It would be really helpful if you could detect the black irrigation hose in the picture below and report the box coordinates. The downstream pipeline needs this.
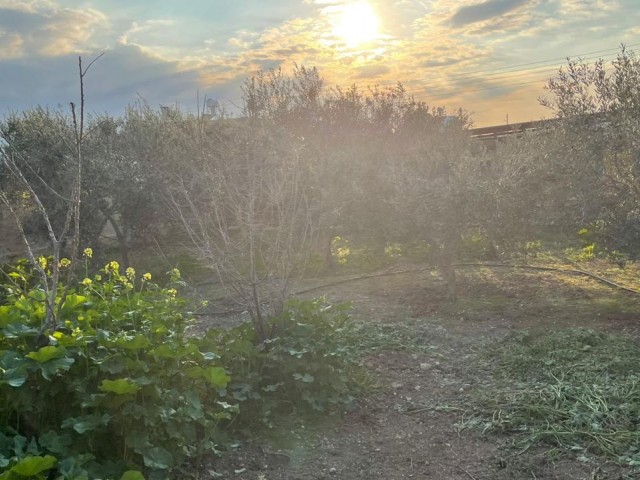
[460,263,640,295]
[295,262,640,296]
[191,262,639,317]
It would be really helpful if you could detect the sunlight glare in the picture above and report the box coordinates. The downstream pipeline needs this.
[332,1,380,48]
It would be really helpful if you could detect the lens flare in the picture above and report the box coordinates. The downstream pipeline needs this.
[332,1,380,48]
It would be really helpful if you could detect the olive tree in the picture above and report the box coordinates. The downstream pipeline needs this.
[538,46,640,252]
[385,105,475,299]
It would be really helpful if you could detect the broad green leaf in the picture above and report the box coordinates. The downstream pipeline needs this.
[1,369,28,387]
[98,357,125,374]
[132,376,154,385]
[0,306,17,327]
[151,343,197,359]
[13,435,27,456]
[0,432,10,452]
[14,297,33,312]
[10,455,57,476]
[57,454,93,480]
[0,351,29,387]
[99,378,140,395]
[120,471,146,480]
[142,446,174,470]
[125,430,150,451]
[39,431,73,455]
[39,357,75,380]
[25,437,39,455]
[179,391,204,420]
[27,289,47,302]
[61,414,110,434]
[116,335,150,350]
[26,345,65,363]
[60,294,88,315]
[225,339,254,355]
[202,367,230,388]
[186,366,230,388]
[2,323,40,339]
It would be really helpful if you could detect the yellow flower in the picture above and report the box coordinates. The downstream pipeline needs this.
[37,256,48,269]
[126,267,136,279]
[106,261,120,273]
[59,258,71,268]
[166,288,177,297]
[171,268,181,278]
[201,300,209,307]
[94,274,102,282]
[82,278,92,286]
[83,247,93,259]
[142,272,152,281]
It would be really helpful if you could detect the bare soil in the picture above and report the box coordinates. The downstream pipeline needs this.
[198,266,640,480]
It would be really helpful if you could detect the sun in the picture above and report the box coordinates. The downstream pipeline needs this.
[332,2,380,48]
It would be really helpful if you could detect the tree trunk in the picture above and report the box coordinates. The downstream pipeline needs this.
[101,208,131,268]
[437,242,457,302]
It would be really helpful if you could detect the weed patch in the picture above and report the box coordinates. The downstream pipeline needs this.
[460,328,640,467]
[343,320,437,355]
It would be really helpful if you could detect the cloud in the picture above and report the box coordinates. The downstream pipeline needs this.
[559,0,620,16]
[0,44,201,115]
[0,1,108,57]
[353,64,391,79]
[624,25,640,37]
[1,0,632,127]
[118,19,174,46]
[451,0,533,26]
[0,30,24,59]
[197,16,330,87]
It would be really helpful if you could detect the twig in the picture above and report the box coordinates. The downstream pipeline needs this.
[402,405,465,415]
[457,465,477,480]
[442,463,477,480]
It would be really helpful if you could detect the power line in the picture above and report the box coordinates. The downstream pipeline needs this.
[342,45,633,103]
[401,51,624,90]
[355,48,630,97]
[432,43,639,80]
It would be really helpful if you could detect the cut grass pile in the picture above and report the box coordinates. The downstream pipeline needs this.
[460,328,640,466]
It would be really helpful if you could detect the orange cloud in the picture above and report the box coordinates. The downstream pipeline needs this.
[0,1,108,57]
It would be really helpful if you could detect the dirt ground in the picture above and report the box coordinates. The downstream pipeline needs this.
[198,266,640,480]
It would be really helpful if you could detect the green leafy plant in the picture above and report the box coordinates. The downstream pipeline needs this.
[0,260,234,479]
[1,257,365,478]
[211,298,364,427]
[457,231,498,261]
[564,243,597,262]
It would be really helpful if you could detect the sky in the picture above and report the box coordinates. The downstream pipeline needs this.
[0,0,638,126]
